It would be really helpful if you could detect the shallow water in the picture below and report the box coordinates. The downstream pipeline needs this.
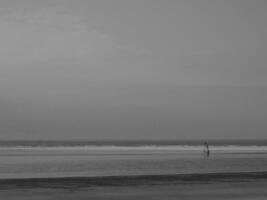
[0,146,267,179]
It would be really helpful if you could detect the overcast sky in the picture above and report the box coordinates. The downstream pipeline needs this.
[0,0,266,140]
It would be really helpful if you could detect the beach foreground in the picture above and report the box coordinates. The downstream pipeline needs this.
[0,181,266,200]
[1,172,267,200]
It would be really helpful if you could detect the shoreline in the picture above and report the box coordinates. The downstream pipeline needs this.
[1,171,267,189]
[1,171,267,199]
[0,174,267,200]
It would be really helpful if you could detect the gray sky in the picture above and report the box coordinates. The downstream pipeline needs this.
[0,0,266,140]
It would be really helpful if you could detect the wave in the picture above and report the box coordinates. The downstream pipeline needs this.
[1,140,267,152]
[1,145,267,152]
[1,139,267,147]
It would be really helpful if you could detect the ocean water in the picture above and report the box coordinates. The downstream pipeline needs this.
[0,140,267,179]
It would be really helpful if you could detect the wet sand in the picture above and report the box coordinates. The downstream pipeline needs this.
[1,181,267,200]
[1,172,267,200]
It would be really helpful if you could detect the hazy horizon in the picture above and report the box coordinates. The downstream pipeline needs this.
[0,0,267,140]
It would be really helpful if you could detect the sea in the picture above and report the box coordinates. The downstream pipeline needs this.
[0,140,267,179]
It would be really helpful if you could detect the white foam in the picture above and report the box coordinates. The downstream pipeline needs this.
[1,145,267,152]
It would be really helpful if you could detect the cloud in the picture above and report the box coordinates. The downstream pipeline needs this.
[0,9,125,64]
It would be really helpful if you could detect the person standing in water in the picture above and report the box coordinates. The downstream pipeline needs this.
[203,142,210,157]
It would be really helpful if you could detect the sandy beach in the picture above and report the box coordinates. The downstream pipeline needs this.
[1,172,267,200]
[0,180,266,200]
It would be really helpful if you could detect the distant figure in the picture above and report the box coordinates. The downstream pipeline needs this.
[203,142,210,157]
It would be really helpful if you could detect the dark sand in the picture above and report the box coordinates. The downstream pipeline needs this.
[1,172,267,200]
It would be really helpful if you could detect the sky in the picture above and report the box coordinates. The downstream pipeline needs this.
[0,0,266,140]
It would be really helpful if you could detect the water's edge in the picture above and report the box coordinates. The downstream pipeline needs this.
[0,171,267,189]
